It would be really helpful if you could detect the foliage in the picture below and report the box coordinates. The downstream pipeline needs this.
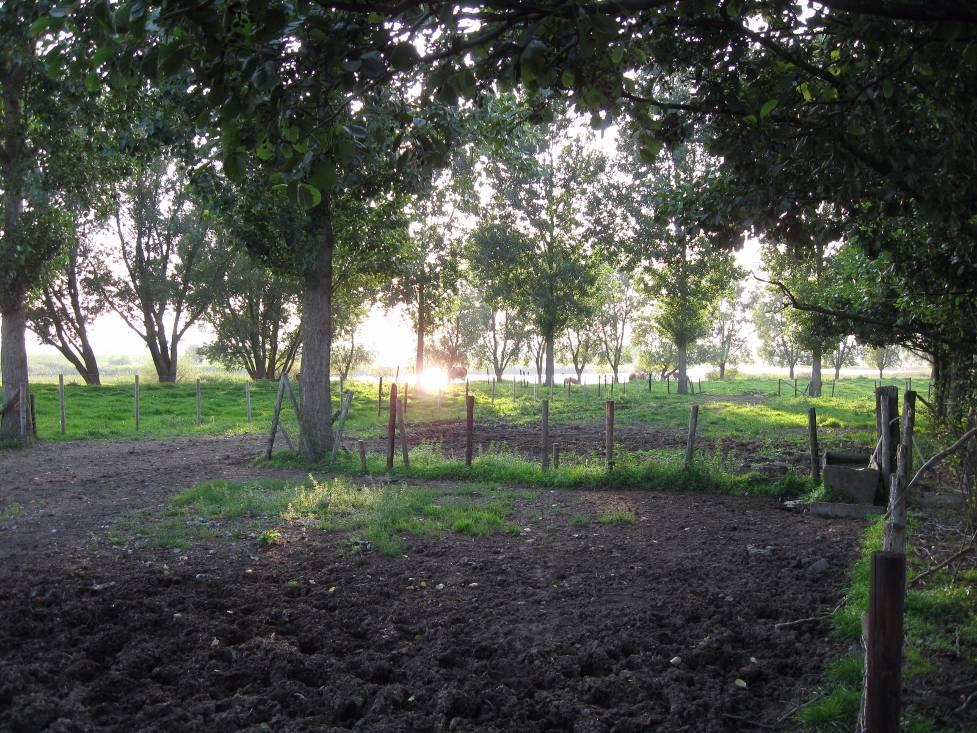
[698,287,750,379]
[471,304,526,381]
[864,345,902,380]
[561,324,600,381]
[828,336,862,380]
[593,268,641,382]
[754,289,807,379]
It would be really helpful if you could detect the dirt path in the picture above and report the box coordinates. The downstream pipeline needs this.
[0,434,869,732]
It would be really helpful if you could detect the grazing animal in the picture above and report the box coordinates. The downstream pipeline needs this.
[563,377,579,385]
[448,366,468,382]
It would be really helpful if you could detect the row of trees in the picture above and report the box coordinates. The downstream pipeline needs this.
[3,2,975,459]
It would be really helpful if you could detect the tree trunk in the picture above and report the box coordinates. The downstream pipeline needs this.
[415,285,425,378]
[544,332,555,387]
[576,365,584,381]
[834,363,841,380]
[676,336,688,395]
[1,294,30,441]
[810,343,823,397]
[879,366,883,381]
[298,199,334,459]
[789,363,795,380]
[719,362,726,380]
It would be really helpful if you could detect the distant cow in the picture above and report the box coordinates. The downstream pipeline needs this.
[563,377,579,385]
[448,366,468,382]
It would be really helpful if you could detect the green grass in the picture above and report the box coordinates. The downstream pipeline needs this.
[801,517,977,730]
[22,375,909,449]
[597,509,637,524]
[262,442,813,498]
[111,476,517,556]
[0,501,24,520]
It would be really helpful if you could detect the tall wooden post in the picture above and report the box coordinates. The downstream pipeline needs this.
[831,379,836,398]
[648,374,652,392]
[685,404,699,467]
[58,373,66,434]
[794,378,798,397]
[862,551,906,733]
[605,400,615,468]
[377,376,383,416]
[402,382,408,418]
[465,394,474,466]
[883,391,915,555]
[808,407,820,482]
[195,378,202,425]
[397,398,410,467]
[29,392,37,437]
[541,399,550,470]
[777,378,781,397]
[512,376,516,399]
[134,375,140,431]
[386,383,398,470]
[877,386,900,499]
[245,381,252,422]
[666,377,670,394]
[491,378,496,404]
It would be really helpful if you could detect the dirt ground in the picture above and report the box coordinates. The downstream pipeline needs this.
[0,434,867,732]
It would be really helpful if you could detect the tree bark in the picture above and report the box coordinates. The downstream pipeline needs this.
[415,284,425,378]
[1,295,30,440]
[676,335,689,395]
[789,362,796,380]
[544,332,555,387]
[719,362,726,380]
[810,343,823,397]
[298,199,335,459]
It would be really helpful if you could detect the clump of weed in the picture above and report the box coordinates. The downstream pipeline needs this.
[598,509,636,524]
[258,528,282,546]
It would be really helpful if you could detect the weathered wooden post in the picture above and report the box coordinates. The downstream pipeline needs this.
[877,386,900,496]
[358,440,367,472]
[831,379,836,398]
[397,398,409,467]
[685,404,699,467]
[541,399,550,470]
[386,383,398,470]
[861,551,906,733]
[666,377,670,394]
[134,374,140,431]
[377,376,383,417]
[18,383,27,438]
[777,378,781,397]
[465,394,474,467]
[622,378,626,395]
[245,381,252,422]
[610,376,614,396]
[512,376,516,399]
[808,407,820,482]
[491,378,496,404]
[648,374,652,392]
[597,376,601,397]
[58,373,66,434]
[402,381,408,418]
[29,392,37,437]
[605,400,615,468]
[794,378,798,397]
[195,378,202,425]
[884,391,916,554]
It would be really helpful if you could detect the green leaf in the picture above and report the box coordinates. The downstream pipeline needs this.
[255,140,274,160]
[30,16,56,35]
[881,79,894,98]
[250,61,278,91]
[296,183,322,209]
[561,69,575,88]
[92,47,114,67]
[223,151,249,182]
[84,73,100,93]
[759,98,778,119]
[310,162,337,192]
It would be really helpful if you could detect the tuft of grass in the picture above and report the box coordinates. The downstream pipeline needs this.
[598,509,637,524]
[798,687,861,726]
[0,501,24,521]
[111,476,515,556]
[569,515,590,527]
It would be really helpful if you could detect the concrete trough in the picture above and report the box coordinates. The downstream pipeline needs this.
[822,450,880,505]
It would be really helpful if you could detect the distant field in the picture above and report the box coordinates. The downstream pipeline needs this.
[12,374,930,450]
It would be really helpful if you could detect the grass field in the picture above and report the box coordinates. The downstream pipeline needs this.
[14,375,931,449]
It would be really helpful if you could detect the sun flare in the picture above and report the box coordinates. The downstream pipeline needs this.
[418,367,449,393]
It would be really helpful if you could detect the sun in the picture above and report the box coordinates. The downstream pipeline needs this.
[418,367,448,393]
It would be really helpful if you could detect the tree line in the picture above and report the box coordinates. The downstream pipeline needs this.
[2,1,975,460]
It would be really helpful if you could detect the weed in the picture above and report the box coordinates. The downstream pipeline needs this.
[569,515,590,527]
[598,509,637,524]
[0,502,24,521]
[258,528,282,546]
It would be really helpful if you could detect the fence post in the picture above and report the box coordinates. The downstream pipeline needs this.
[331,390,353,464]
[265,375,287,459]
[386,383,398,470]
[377,376,383,417]
[397,398,409,467]
[58,373,66,434]
[29,392,37,437]
[402,381,408,418]
[134,374,140,431]
[541,399,550,470]
[605,400,615,468]
[245,381,252,422]
[777,378,781,397]
[648,374,652,392]
[195,378,202,425]
[883,391,916,555]
[861,551,906,733]
[698,378,702,394]
[465,394,475,466]
[794,378,798,397]
[666,377,670,394]
[491,378,496,404]
[512,376,516,399]
[831,379,836,398]
[685,404,699,467]
[808,407,820,482]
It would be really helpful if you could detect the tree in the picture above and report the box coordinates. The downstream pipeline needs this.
[829,336,862,380]
[473,304,525,382]
[94,162,224,382]
[199,255,301,381]
[700,289,750,380]
[754,291,806,380]
[526,332,546,385]
[561,324,600,382]
[472,123,603,387]
[631,313,692,382]
[866,346,902,381]
[593,269,640,383]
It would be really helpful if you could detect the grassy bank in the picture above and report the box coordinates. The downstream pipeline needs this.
[799,518,977,731]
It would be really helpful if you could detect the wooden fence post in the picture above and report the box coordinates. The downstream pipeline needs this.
[808,407,820,482]
[698,378,702,394]
[245,381,252,422]
[58,373,66,434]
[29,392,37,438]
[883,391,915,555]
[265,375,287,459]
[402,382,408,418]
[861,551,906,733]
[777,378,781,397]
[605,400,615,468]
[386,383,398,470]
[377,376,383,416]
[358,440,367,472]
[512,376,516,399]
[877,386,900,499]
[465,394,474,466]
[648,374,652,392]
[331,390,353,464]
[685,404,699,467]
[666,377,670,394]
[134,374,140,431]
[397,398,409,467]
[491,378,496,404]
[541,399,550,470]
[195,378,202,425]
[831,379,836,398]
[794,378,798,397]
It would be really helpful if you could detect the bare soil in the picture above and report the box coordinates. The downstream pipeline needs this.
[0,434,867,732]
